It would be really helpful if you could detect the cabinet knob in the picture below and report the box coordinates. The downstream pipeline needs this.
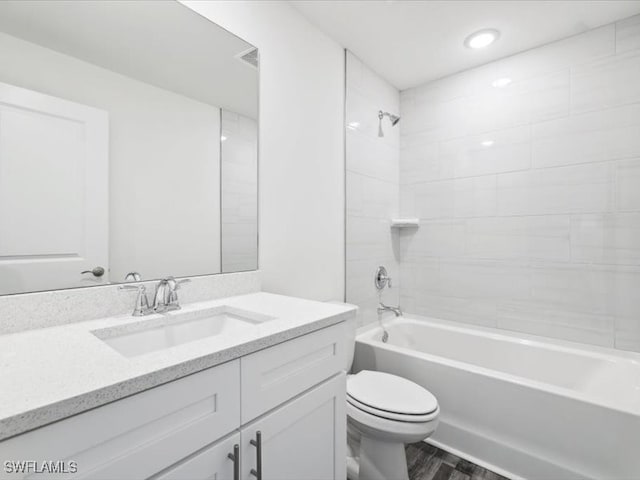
[250,431,262,479]
[227,444,239,480]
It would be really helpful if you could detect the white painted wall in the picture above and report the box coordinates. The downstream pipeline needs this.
[399,15,640,352]
[0,31,221,283]
[184,1,345,302]
[345,52,400,326]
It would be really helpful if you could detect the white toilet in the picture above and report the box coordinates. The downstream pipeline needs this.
[344,315,439,480]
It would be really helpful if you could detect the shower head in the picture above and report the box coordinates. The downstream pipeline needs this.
[378,110,401,137]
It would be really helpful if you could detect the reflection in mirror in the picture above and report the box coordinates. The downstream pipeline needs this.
[0,0,258,295]
[221,111,258,273]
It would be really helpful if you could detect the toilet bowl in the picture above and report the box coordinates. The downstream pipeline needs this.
[346,370,439,480]
[337,305,440,480]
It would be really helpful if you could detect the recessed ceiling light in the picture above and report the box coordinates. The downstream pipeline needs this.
[481,140,494,147]
[492,77,512,88]
[464,29,500,49]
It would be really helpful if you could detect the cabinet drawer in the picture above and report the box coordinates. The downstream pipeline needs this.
[241,323,345,423]
[0,360,240,480]
[152,432,240,480]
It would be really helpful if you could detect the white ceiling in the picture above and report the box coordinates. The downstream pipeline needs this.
[290,0,640,90]
[0,0,258,118]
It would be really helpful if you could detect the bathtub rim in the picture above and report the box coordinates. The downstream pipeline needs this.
[356,314,640,417]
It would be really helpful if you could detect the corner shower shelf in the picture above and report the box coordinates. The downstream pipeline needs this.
[390,218,420,229]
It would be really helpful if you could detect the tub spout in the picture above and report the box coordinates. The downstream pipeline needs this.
[378,302,402,317]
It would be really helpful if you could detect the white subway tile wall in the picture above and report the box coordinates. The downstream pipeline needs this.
[346,52,401,326]
[399,16,640,352]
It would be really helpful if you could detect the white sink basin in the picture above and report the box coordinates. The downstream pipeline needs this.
[92,306,275,358]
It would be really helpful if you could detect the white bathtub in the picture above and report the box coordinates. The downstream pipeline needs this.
[352,315,640,480]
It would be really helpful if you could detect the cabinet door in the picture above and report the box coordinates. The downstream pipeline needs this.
[241,373,346,480]
[153,432,240,480]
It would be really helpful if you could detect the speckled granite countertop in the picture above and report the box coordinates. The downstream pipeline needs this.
[0,292,356,441]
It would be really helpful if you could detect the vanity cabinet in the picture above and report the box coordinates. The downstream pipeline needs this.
[0,322,347,480]
[153,374,345,480]
[0,360,241,480]
[240,374,345,480]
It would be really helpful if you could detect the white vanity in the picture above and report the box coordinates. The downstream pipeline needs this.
[0,293,356,480]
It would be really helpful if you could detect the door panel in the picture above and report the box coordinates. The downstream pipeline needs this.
[241,373,346,480]
[153,432,240,480]
[0,81,108,294]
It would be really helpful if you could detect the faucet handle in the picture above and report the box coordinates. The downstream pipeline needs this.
[165,277,191,310]
[119,284,151,316]
[375,266,392,290]
[124,271,141,282]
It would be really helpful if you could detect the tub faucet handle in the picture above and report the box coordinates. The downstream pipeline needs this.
[375,265,392,290]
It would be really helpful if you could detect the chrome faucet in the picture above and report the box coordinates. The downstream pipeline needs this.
[152,276,191,312]
[120,277,191,316]
[119,284,152,316]
[377,302,403,317]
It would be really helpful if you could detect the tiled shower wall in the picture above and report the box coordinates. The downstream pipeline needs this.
[399,15,640,352]
[346,51,400,326]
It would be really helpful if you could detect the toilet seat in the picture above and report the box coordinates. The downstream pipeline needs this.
[347,370,438,422]
[347,395,438,423]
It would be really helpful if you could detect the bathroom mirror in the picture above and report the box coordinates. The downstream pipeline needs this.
[0,0,258,295]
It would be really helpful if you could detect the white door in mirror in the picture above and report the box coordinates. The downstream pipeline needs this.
[0,81,109,294]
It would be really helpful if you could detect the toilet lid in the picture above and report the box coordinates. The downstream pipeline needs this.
[347,370,438,416]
